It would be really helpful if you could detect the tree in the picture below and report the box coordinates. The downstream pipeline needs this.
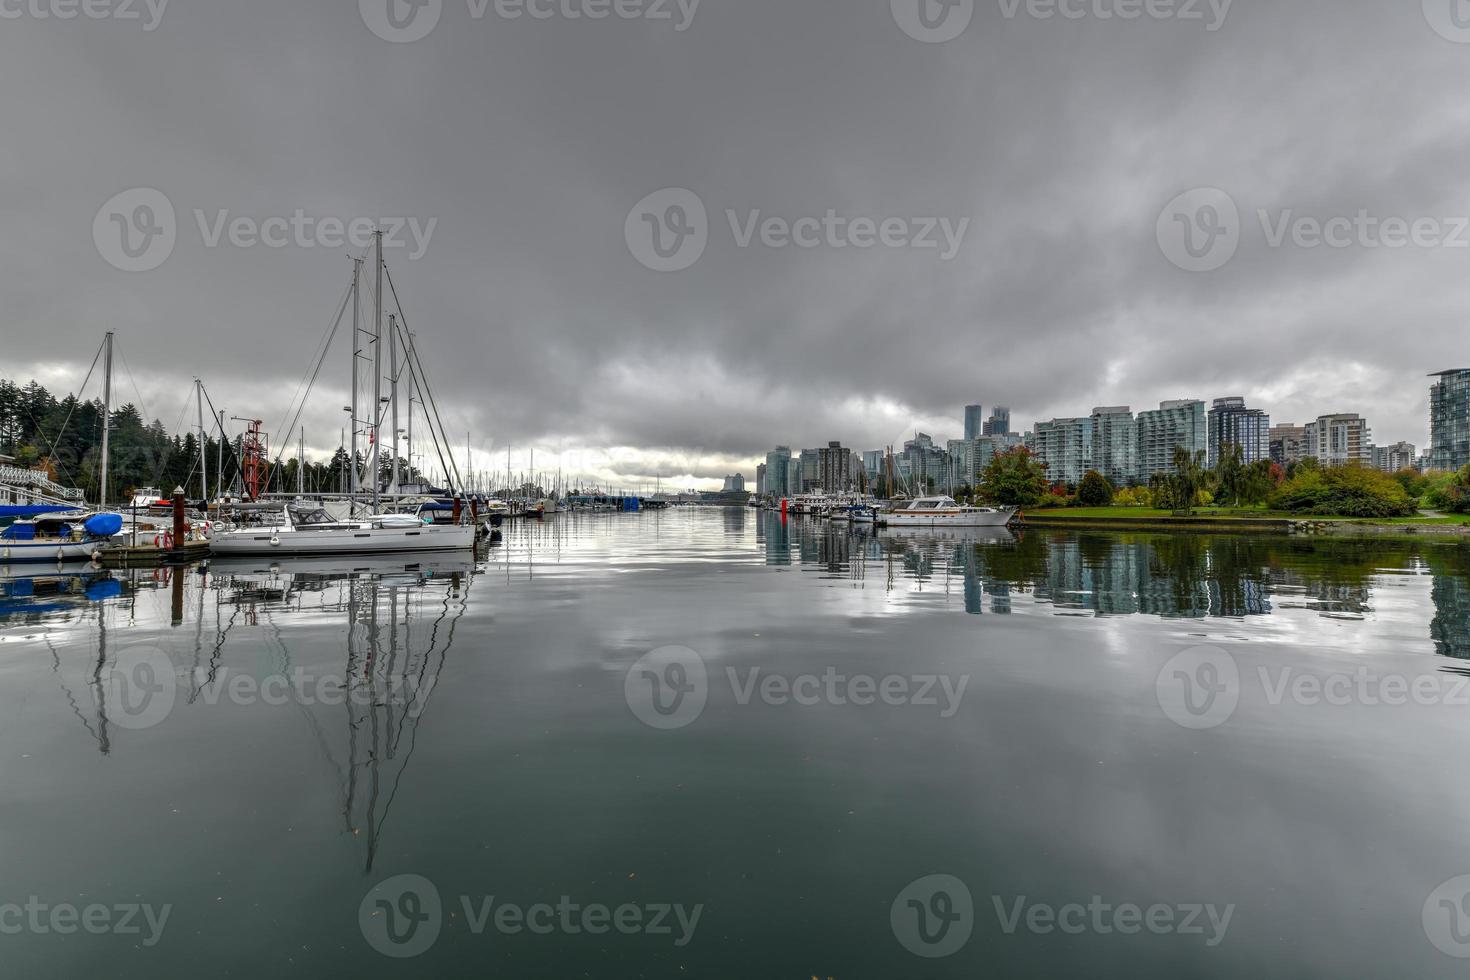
[978,447,1048,508]
[1425,465,1470,514]
[1270,463,1417,517]
[1213,443,1247,507]
[1153,446,1208,515]
[1077,470,1114,507]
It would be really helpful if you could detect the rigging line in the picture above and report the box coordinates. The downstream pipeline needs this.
[262,281,354,489]
[27,337,105,488]
[199,383,245,493]
[114,343,180,488]
[266,276,356,474]
[383,265,462,491]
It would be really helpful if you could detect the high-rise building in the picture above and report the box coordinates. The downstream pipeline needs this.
[1269,424,1308,467]
[1371,442,1417,473]
[722,474,746,492]
[799,449,822,492]
[755,463,766,496]
[1305,414,1371,466]
[817,441,854,492]
[764,446,792,498]
[1031,417,1093,486]
[1430,369,1470,471]
[1090,406,1136,487]
[862,450,885,488]
[1135,400,1207,478]
[984,407,1012,436]
[898,433,949,493]
[1207,397,1270,467]
[786,457,802,497]
[964,405,985,442]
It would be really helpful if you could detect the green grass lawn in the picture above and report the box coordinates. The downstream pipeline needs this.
[1023,506,1470,525]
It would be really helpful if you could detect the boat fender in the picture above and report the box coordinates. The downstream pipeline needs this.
[163,532,174,550]
[270,536,280,547]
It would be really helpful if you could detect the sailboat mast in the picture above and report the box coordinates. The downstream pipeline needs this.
[216,409,225,499]
[196,378,207,502]
[99,331,113,510]
[389,313,400,498]
[350,256,362,505]
[405,337,414,493]
[298,427,305,495]
[371,230,383,513]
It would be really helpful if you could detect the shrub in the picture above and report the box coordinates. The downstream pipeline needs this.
[1113,486,1152,508]
[1269,464,1417,518]
[1424,466,1470,514]
[1077,470,1113,507]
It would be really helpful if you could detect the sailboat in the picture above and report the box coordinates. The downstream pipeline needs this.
[208,232,475,557]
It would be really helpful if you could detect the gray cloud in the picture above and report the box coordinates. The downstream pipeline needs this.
[2,0,1464,486]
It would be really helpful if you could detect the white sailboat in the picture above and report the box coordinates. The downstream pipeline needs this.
[881,495,1017,528]
[209,503,474,556]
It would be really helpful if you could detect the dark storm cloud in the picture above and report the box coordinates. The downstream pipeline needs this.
[2,0,1467,484]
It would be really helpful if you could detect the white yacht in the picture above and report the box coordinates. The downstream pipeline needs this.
[209,503,475,556]
[0,512,121,562]
[881,496,1017,528]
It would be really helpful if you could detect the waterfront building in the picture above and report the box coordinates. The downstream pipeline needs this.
[1371,442,1417,473]
[1269,424,1308,467]
[799,449,821,493]
[1031,417,1093,486]
[1090,406,1136,487]
[764,446,792,498]
[755,463,766,497]
[862,450,885,488]
[984,407,1012,436]
[817,441,854,492]
[1430,369,1470,471]
[722,474,746,493]
[786,457,802,498]
[964,405,985,442]
[1207,397,1270,467]
[1306,414,1371,466]
[1135,400,1207,478]
[898,433,950,494]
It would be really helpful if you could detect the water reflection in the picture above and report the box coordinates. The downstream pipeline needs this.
[757,513,1470,654]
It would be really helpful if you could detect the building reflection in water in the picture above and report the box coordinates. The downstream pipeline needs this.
[756,514,1470,654]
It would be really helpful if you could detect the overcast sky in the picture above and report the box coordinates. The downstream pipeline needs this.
[3,0,1468,488]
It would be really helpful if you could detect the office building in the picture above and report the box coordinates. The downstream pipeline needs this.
[984,407,1012,436]
[1207,397,1270,467]
[722,474,746,493]
[817,441,854,492]
[764,446,792,498]
[755,463,766,497]
[964,405,985,442]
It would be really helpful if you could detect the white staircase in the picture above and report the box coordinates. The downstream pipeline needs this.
[0,464,87,509]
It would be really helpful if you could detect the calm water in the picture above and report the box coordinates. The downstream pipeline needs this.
[5,509,1470,977]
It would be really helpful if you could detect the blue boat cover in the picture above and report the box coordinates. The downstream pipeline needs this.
[84,513,124,537]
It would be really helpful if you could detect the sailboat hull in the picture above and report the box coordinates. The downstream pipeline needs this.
[0,539,106,563]
[209,523,476,556]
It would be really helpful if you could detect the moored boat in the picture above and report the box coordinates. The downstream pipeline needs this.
[0,512,121,563]
[880,495,1017,528]
[209,503,475,556]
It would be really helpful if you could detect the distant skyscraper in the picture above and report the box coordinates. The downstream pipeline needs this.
[984,407,1012,436]
[1135,400,1207,478]
[1430,369,1470,471]
[722,474,746,492]
[786,457,801,497]
[817,441,854,492]
[1306,414,1371,466]
[1268,424,1308,467]
[755,463,766,496]
[1090,406,1136,486]
[764,446,792,498]
[964,404,985,441]
[1207,397,1270,467]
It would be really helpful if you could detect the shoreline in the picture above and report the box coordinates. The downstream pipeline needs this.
[1018,510,1470,539]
